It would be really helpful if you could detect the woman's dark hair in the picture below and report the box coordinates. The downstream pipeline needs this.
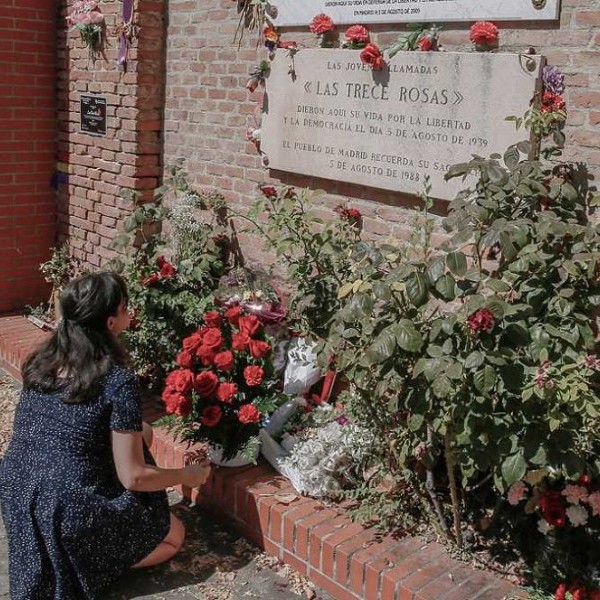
[22,271,130,404]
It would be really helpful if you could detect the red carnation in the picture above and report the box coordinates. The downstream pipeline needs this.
[345,25,369,45]
[238,404,262,424]
[261,186,277,198]
[539,490,567,527]
[225,305,241,326]
[202,327,223,352]
[360,43,385,71]
[232,332,250,352]
[176,350,193,369]
[194,370,219,398]
[239,315,261,337]
[470,21,499,47]
[204,310,221,328]
[182,332,204,353]
[162,389,192,417]
[418,36,434,51]
[244,365,264,387]
[541,91,566,114]
[309,13,335,35]
[554,583,568,600]
[249,339,271,359]
[466,308,495,334]
[216,382,238,403]
[201,405,222,427]
[196,344,216,367]
[214,350,235,372]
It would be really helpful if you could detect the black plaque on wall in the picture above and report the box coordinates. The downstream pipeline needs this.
[80,95,107,135]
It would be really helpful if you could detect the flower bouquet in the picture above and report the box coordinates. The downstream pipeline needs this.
[161,306,285,463]
[67,0,104,61]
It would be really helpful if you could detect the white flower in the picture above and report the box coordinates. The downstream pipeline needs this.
[587,491,600,516]
[562,484,589,505]
[566,504,589,527]
[537,519,552,535]
[507,481,528,506]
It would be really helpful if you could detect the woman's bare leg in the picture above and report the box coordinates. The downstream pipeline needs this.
[131,513,185,569]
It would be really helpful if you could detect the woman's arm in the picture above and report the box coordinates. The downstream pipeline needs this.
[111,430,211,492]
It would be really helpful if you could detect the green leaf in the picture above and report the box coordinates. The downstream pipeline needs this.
[406,272,429,307]
[465,351,484,370]
[446,252,467,277]
[435,274,456,301]
[504,146,520,170]
[431,375,452,399]
[474,366,497,394]
[501,452,527,487]
[395,320,424,353]
[408,413,425,432]
[366,326,397,363]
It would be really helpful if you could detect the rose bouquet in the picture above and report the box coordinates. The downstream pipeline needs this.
[161,306,285,461]
[67,0,104,61]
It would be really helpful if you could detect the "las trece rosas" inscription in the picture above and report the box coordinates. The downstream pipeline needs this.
[261,50,543,200]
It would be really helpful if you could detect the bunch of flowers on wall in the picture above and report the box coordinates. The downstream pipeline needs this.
[67,0,104,61]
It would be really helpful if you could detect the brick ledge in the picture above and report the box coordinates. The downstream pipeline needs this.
[0,315,523,600]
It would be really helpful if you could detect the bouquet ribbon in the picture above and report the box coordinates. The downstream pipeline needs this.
[117,0,134,71]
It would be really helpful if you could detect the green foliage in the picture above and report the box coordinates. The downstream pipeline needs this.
[243,187,362,339]
[110,164,231,388]
[319,144,600,560]
[40,244,83,289]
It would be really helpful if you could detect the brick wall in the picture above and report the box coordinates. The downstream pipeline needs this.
[163,0,600,264]
[0,0,57,313]
[56,0,166,268]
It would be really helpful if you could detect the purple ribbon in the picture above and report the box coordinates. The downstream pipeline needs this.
[118,0,134,71]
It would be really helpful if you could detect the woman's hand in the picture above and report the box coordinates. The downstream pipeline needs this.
[181,462,212,488]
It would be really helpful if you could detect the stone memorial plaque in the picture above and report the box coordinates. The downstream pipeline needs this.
[80,95,107,135]
[261,50,543,200]
[273,0,561,26]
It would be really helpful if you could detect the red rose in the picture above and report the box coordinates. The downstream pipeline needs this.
[204,311,221,328]
[194,371,219,398]
[232,332,250,352]
[168,369,194,394]
[214,350,235,372]
[182,332,204,353]
[261,186,277,198]
[466,308,495,334]
[470,21,499,47]
[202,327,223,351]
[216,382,238,403]
[176,351,193,369]
[309,13,335,35]
[196,344,215,367]
[541,91,566,114]
[159,261,176,279]
[201,405,222,427]
[554,583,567,600]
[225,305,241,326]
[249,339,271,359]
[142,273,160,287]
[539,490,567,527]
[360,43,385,71]
[570,585,586,600]
[157,256,167,268]
[244,365,264,387]
[345,25,369,45]
[239,315,261,337]
[238,404,262,424]
[418,36,434,51]
[162,389,192,417]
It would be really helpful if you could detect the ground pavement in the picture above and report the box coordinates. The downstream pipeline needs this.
[0,371,332,600]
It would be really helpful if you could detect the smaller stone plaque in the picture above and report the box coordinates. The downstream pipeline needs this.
[80,95,107,135]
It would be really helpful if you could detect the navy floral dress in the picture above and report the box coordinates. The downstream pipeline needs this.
[0,366,171,599]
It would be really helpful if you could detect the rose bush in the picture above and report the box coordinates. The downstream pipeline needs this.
[161,307,284,460]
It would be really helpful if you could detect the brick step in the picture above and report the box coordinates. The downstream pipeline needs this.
[0,314,523,600]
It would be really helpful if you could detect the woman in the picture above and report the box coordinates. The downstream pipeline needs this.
[0,272,211,599]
